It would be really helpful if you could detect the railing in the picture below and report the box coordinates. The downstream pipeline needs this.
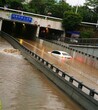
[16,46,98,100]
[64,37,98,46]
[0,31,98,102]
[49,39,98,60]
[22,50,98,100]
[0,7,62,21]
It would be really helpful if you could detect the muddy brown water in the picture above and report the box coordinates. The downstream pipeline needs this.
[19,39,98,93]
[0,37,85,110]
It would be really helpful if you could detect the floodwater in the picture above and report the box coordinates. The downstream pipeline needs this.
[0,37,85,110]
[18,39,98,93]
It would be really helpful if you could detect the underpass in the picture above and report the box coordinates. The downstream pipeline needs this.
[0,7,98,110]
[18,39,98,93]
[0,32,98,110]
[0,36,85,110]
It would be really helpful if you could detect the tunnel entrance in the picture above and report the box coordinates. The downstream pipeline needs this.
[1,20,37,40]
[39,27,63,40]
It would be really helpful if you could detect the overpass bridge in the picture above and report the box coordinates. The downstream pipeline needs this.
[0,6,98,41]
[0,7,64,40]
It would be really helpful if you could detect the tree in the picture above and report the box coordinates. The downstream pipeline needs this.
[1,0,25,9]
[85,0,98,8]
[28,0,55,14]
[9,1,23,10]
[0,0,6,6]
[76,6,98,23]
[62,11,82,31]
[23,0,71,17]
[85,0,98,14]
[48,1,71,18]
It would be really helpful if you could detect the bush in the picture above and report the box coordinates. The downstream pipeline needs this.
[80,30,94,38]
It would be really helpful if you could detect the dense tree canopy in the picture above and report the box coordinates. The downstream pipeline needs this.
[0,0,98,27]
[24,0,71,17]
[75,6,98,23]
[48,1,71,18]
[85,0,98,8]
[84,0,98,22]
[62,11,82,31]
[0,0,25,9]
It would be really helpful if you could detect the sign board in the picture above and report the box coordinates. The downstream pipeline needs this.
[11,14,32,23]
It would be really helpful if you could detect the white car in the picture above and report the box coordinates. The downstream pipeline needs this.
[48,50,72,59]
[70,39,78,43]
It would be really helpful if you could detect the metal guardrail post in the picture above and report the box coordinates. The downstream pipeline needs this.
[78,82,83,89]
[69,76,74,83]
[62,72,66,78]
[89,89,95,97]
[50,64,53,70]
[46,61,49,66]
[56,68,59,73]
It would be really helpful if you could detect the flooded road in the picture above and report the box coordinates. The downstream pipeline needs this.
[0,37,85,110]
[18,39,98,93]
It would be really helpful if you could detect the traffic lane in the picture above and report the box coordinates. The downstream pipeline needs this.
[0,37,85,110]
[19,39,98,92]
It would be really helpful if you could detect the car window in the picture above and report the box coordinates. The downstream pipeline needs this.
[52,51,61,55]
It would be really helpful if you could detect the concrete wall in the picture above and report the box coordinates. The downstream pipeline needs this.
[69,45,98,57]
[0,8,63,30]
[43,40,98,69]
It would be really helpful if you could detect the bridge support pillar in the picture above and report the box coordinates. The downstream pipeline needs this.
[36,25,40,37]
[0,19,2,31]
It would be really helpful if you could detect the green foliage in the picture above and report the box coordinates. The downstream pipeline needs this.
[80,30,94,38]
[62,11,82,31]
[77,6,98,23]
[27,0,56,14]
[48,1,71,18]
[0,0,6,6]
[9,1,23,10]
[28,0,71,17]
[0,0,98,23]
[85,0,98,20]
[1,0,25,9]
[85,0,98,8]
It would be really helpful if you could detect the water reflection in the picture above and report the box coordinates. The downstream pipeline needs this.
[19,39,23,44]
[19,39,98,93]
[0,37,85,110]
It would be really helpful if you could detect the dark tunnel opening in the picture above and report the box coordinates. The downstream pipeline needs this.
[1,20,37,40]
[39,27,63,40]
[1,20,64,41]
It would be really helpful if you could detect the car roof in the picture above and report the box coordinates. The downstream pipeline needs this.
[52,50,69,54]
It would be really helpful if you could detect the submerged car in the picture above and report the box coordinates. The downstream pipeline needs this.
[48,50,72,59]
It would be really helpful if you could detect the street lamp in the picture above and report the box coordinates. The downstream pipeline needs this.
[75,0,79,13]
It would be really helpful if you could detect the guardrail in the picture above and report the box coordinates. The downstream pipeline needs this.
[22,49,98,100]
[0,7,62,21]
[50,40,98,60]
[62,37,98,46]
[0,31,98,110]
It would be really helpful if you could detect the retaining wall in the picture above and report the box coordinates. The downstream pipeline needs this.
[41,40,98,69]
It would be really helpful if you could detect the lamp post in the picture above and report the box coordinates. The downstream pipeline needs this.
[75,0,79,13]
